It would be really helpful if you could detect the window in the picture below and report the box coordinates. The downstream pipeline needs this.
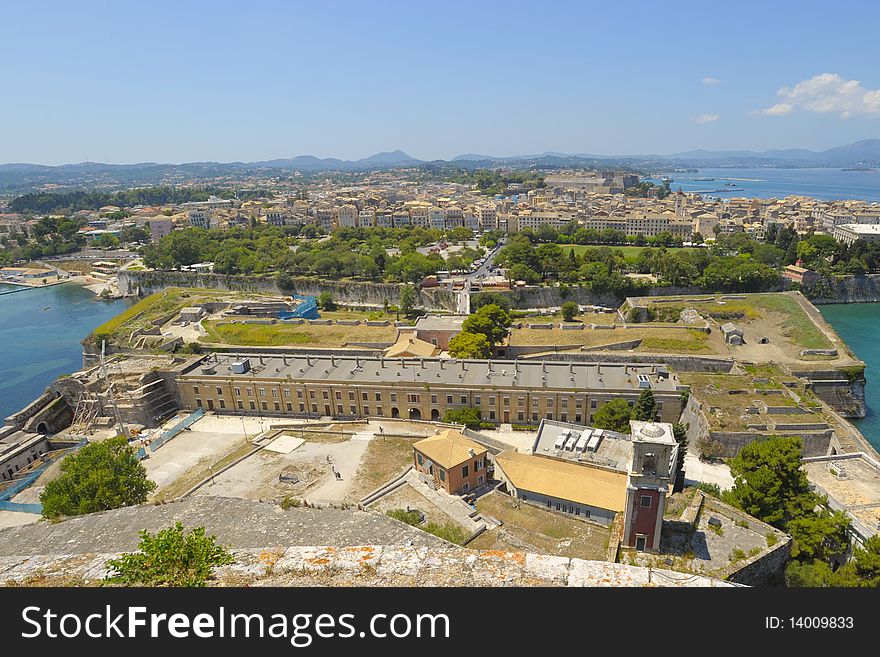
[309,391,315,399]
[477,475,484,486]
[560,399,568,408]
[390,393,397,402]
[547,412,553,420]
[216,386,223,395]
[350,406,356,414]
[561,413,567,422]
[297,390,303,398]
[247,388,253,397]
[417,453,423,465]
[446,395,453,404]
[323,391,329,399]
[337,404,343,414]
[195,398,202,408]
[635,536,647,551]
[375,393,382,401]
[439,469,446,482]
[474,458,483,470]
[261,401,268,410]
[407,394,420,403]
[461,395,467,405]
[518,397,524,407]
[193,386,200,395]
[250,401,256,410]
[532,412,538,421]
[489,410,495,420]
[348,391,355,401]
[363,406,369,415]
[362,392,368,401]
[284,389,291,398]
[299,403,305,412]
[311,404,317,413]
[219,400,226,409]
[376,407,383,416]
[431,394,437,404]
[335,391,341,400]
[259,388,265,397]
[461,465,469,478]
[489,396,496,405]
[640,495,653,508]
[237,401,243,410]
[234,387,241,396]
[518,412,524,421]
[462,482,470,492]
[274,402,280,411]
[474,396,481,405]
[590,400,597,409]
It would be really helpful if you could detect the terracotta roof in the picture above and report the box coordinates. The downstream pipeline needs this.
[385,335,440,358]
[494,451,627,512]
[413,429,486,469]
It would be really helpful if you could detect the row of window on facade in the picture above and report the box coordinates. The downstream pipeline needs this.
[189,385,661,412]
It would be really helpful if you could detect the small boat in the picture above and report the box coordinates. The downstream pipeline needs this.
[42,306,51,311]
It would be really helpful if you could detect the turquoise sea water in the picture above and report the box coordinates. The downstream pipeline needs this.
[819,303,880,451]
[648,167,880,202]
[0,283,132,420]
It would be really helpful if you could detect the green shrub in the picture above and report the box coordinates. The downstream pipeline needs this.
[105,523,234,587]
[387,509,422,526]
[280,496,302,509]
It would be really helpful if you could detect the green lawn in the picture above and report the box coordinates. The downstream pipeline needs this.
[201,319,397,347]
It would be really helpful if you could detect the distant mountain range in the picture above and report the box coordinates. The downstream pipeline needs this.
[2,141,879,195]
[451,140,880,167]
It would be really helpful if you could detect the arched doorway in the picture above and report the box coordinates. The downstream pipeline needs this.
[391,407,400,419]
[36,422,48,435]
[409,408,422,421]
[430,409,440,421]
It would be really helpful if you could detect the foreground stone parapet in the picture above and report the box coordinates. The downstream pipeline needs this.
[1,545,735,587]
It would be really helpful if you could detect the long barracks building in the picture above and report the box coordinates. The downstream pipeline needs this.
[172,354,686,425]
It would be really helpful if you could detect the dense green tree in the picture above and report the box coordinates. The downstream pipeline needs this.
[317,291,336,310]
[724,436,815,527]
[592,399,633,433]
[461,304,511,346]
[561,301,579,322]
[443,407,484,429]
[40,436,156,519]
[448,331,491,358]
[399,284,417,318]
[632,389,657,421]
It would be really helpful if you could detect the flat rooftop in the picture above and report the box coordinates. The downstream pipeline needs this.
[180,354,683,393]
[531,420,632,472]
[804,455,880,540]
[413,314,468,331]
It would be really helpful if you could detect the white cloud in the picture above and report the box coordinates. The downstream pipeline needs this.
[691,114,719,124]
[757,73,880,118]
[702,77,720,86]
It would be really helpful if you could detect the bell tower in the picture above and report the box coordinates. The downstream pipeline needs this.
[623,420,678,552]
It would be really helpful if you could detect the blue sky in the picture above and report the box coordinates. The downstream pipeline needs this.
[2,0,879,164]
